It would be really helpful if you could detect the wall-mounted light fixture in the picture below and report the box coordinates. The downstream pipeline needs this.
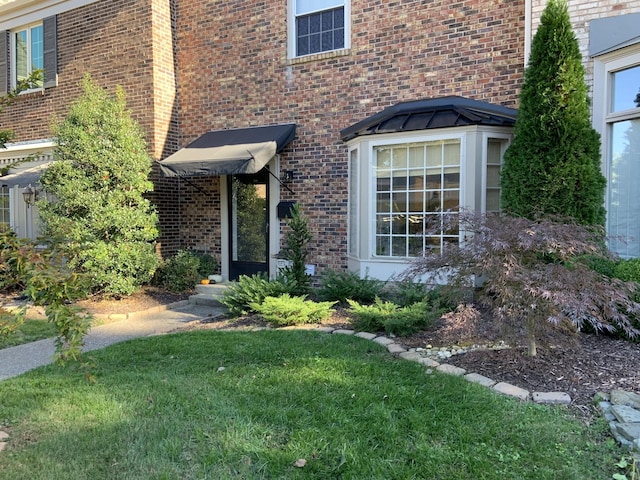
[282,170,294,184]
[22,184,37,206]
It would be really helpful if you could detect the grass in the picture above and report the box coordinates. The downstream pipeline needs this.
[0,330,623,479]
[0,313,58,349]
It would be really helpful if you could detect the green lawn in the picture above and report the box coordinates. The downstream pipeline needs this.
[0,330,622,479]
[0,315,58,349]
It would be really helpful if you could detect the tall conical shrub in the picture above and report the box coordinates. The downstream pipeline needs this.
[501,0,605,225]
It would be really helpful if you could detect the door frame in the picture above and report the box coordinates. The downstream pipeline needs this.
[219,157,282,281]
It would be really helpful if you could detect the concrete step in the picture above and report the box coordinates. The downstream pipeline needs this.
[189,283,228,306]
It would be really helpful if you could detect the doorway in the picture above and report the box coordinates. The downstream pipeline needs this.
[228,170,269,280]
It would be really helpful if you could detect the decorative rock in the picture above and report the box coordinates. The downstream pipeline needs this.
[387,343,407,354]
[398,351,422,363]
[0,443,5,452]
[532,392,572,405]
[597,401,612,413]
[333,329,355,335]
[316,327,335,333]
[493,382,530,401]
[610,427,634,449]
[0,432,8,441]
[611,404,640,424]
[464,373,496,388]
[611,390,640,410]
[354,332,377,340]
[436,364,466,376]
[419,357,440,368]
[617,423,640,443]
[373,336,394,346]
[593,391,610,403]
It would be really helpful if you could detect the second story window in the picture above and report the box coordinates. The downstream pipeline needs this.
[13,23,43,88]
[292,0,348,57]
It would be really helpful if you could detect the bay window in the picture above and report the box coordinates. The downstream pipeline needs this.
[374,140,460,257]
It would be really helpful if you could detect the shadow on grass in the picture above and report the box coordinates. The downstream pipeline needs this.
[0,330,622,479]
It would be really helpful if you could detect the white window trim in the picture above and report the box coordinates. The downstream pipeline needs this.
[10,21,43,90]
[480,132,512,213]
[347,146,359,259]
[367,132,467,261]
[0,0,96,30]
[287,0,351,59]
[593,44,640,254]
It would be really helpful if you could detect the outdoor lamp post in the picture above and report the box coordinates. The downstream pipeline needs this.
[22,184,37,207]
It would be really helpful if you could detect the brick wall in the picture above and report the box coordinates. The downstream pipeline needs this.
[171,0,525,271]
[0,0,177,160]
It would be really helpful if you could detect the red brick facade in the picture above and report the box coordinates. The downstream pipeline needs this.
[1,0,177,159]
[0,0,525,274]
[171,0,525,271]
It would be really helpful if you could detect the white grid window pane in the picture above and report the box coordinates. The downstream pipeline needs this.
[374,140,460,257]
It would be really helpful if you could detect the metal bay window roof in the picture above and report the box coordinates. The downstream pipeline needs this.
[340,96,517,141]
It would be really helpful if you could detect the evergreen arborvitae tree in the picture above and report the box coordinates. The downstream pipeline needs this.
[280,203,312,295]
[39,75,160,296]
[501,0,605,225]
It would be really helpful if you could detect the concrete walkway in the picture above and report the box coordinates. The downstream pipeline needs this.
[0,302,226,382]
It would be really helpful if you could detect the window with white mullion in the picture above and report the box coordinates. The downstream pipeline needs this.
[348,148,359,257]
[374,140,460,258]
[12,23,43,88]
[604,61,640,258]
[291,0,348,57]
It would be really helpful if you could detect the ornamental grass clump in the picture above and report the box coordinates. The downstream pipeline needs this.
[406,211,640,356]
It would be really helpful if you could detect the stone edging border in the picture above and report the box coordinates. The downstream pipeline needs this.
[317,327,640,456]
[319,327,570,404]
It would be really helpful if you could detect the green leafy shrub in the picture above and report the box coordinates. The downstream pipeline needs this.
[220,274,297,316]
[154,250,201,293]
[278,203,312,295]
[250,294,336,327]
[190,250,219,278]
[0,225,34,293]
[384,278,432,307]
[317,270,385,305]
[579,254,618,278]
[613,259,640,283]
[347,298,439,336]
[38,74,160,297]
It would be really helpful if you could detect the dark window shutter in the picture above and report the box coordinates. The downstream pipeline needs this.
[43,15,57,88]
[0,31,8,96]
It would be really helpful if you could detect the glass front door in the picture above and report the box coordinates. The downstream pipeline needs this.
[229,171,269,280]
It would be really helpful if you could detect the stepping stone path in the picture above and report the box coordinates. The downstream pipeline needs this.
[597,390,640,455]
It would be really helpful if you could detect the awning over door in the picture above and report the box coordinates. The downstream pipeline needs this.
[158,123,296,177]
